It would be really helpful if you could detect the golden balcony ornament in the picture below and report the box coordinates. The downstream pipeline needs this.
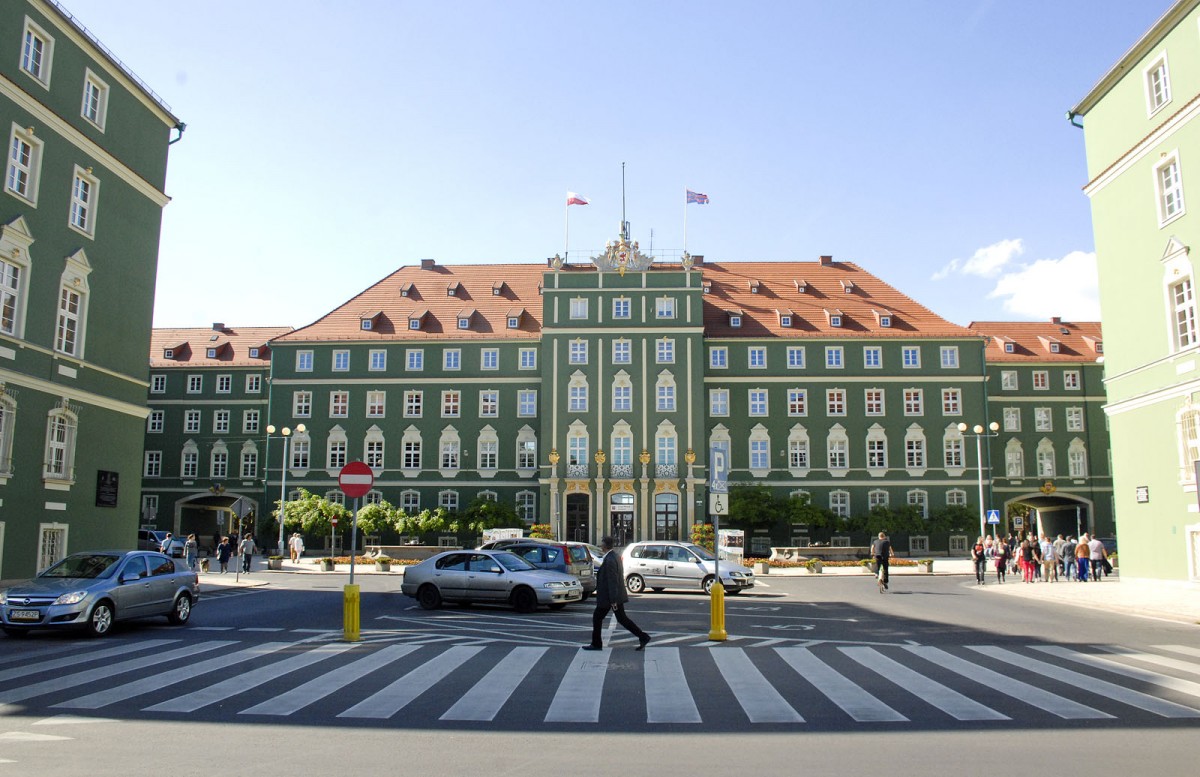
[594,449,606,465]
[684,448,696,465]
[548,449,560,466]
[639,449,651,465]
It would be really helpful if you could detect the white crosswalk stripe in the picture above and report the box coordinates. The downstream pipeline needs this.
[4,639,1199,728]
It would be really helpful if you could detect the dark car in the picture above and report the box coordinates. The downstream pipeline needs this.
[497,540,596,599]
[1098,537,1117,556]
[0,551,200,637]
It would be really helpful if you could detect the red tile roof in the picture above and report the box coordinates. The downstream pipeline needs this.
[149,326,293,367]
[970,319,1104,362]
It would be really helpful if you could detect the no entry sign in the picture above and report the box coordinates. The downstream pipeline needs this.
[338,461,374,499]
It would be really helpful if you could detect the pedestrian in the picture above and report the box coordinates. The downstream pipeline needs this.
[983,535,995,559]
[239,533,257,573]
[1052,534,1066,578]
[211,531,221,557]
[994,540,1010,583]
[159,532,173,554]
[1088,535,1107,581]
[183,533,198,570]
[871,532,895,590]
[216,536,232,573]
[1061,536,1077,581]
[584,536,650,651]
[1019,536,1036,583]
[1040,534,1057,582]
[1075,533,1091,581]
[971,536,987,585]
[289,532,305,563]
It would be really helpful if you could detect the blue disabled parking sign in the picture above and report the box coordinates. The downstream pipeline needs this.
[986,509,1001,525]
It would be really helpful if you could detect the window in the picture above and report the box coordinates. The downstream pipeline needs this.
[567,431,588,466]
[481,348,498,370]
[402,491,421,513]
[868,438,887,469]
[905,436,926,469]
[710,389,729,416]
[441,438,460,470]
[868,490,889,509]
[827,437,848,470]
[55,285,85,356]
[787,389,807,416]
[442,390,461,417]
[439,491,458,512]
[570,298,588,319]
[1006,440,1025,478]
[749,389,768,416]
[902,346,920,368]
[710,347,728,369]
[181,447,198,479]
[147,410,164,433]
[1145,54,1172,115]
[907,490,929,519]
[365,434,384,469]
[947,490,967,508]
[241,447,258,479]
[748,347,766,368]
[830,491,849,518]
[184,410,200,433]
[210,447,228,479]
[944,435,964,469]
[656,378,676,412]
[144,451,161,477]
[81,71,109,130]
[249,347,260,358]
[826,389,846,416]
[478,437,498,470]
[611,432,632,467]
[657,429,677,467]
[290,434,310,469]
[329,391,349,418]
[1036,440,1056,477]
[1035,407,1053,432]
[569,382,588,412]
[331,350,349,371]
[1068,440,1088,478]
[729,314,742,328]
[519,348,537,370]
[403,438,421,470]
[1033,371,1049,390]
[1063,370,1080,390]
[941,388,961,416]
[480,390,499,417]
[518,390,537,417]
[404,390,423,417]
[656,297,676,319]
[517,492,536,522]
[151,375,166,393]
[825,346,843,369]
[863,346,881,368]
[613,377,632,412]
[243,409,260,433]
[213,409,229,434]
[657,339,675,364]
[865,389,884,416]
[458,316,470,330]
[444,349,461,370]
[68,164,98,235]
[1157,152,1186,224]
[613,339,631,364]
[20,19,54,87]
[293,391,312,417]
[1066,407,1084,432]
[369,350,386,371]
[366,391,385,418]
[1001,371,1018,390]
[613,297,631,319]
[297,351,313,372]
[940,346,958,368]
[406,349,423,371]
[517,438,537,470]
[5,125,43,204]
[216,374,231,394]
[787,346,805,369]
[1173,278,1198,349]
[904,389,923,415]
[569,340,588,365]
[1003,407,1021,432]
[187,375,202,394]
[788,437,809,469]
[750,438,770,470]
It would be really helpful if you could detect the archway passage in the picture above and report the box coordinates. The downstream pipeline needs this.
[565,494,590,543]
[1004,492,1096,540]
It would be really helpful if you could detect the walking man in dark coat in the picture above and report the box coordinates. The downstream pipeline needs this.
[584,536,651,651]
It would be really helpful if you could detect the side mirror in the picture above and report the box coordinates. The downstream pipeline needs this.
[120,573,139,584]
[487,565,503,574]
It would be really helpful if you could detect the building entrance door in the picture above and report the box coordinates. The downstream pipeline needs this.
[610,493,634,546]
[565,494,589,543]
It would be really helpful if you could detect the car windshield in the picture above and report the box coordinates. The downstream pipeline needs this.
[685,543,716,561]
[493,552,537,572]
[40,554,121,579]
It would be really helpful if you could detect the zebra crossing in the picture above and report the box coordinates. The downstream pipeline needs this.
[3,635,1200,729]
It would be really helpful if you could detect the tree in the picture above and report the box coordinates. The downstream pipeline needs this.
[280,489,351,537]
[451,497,519,536]
[395,508,450,540]
[690,522,715,551]
[784,492,831,531]
[728,485,783,527]
[354,500,397,537]
[929,504,975,533]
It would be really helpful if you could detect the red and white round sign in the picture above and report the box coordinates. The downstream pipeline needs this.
[338,461,374,499]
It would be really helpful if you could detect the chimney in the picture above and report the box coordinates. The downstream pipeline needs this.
[211,322,225,332]
[1050,316,1061,324]
[420,259,436,270]
[819,255,833,265]
[692,255,704,265]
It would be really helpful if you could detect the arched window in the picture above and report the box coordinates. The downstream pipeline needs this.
[1005,438,1024,478]
[1068,438,1088,478]
[1036,438,1056,477]
[43,407,78,482]
[788,423,810,474]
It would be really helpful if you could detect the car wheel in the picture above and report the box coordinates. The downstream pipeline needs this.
[2,627,30,638]
[548,603,567,611]
[87,600,115,637]
[417,584,442,610]
[510,586,537,613]
[167,594,192,625]
[702,576,715,595]
[626,574,645,594]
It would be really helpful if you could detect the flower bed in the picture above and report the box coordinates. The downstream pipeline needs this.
[314,555,420,566]
[747,557,919,569]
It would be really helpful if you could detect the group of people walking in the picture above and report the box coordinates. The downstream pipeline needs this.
[971,532,1111,585]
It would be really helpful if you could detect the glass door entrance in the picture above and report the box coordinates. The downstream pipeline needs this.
[565,494,589,543]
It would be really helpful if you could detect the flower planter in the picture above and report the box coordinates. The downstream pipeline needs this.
[375,561,392,573]
[805,560,823,574]
[267,557,283,571]
[862,561,878,574]
[319,559,335,572]
[919,561,934,573]
[753,561,769,575]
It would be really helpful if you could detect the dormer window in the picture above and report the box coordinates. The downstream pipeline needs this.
[400,283,413,297]
[1097,342,1104,354]
[1004,342,1015,354]
[492,281,505,296]
[702,282,712,294]
[408,309,428,330]
[879,316,891,328]
[457,308,475,330]
[447,282,460,297]
[507,308,524,329]
[749,280,760,294]
[830,315,842,327]
[730,315,742,328]
[360,310,382,331]
[841,280,855,293]
[206,348,217,358]
[508,317,519,329]
[794,280,807,294]
[361,319,373,330]
[249,347,260,358]
[1050,342,1060,353]
[458,318,470,329]
[873,310,893,328]
[780,315,791,327]
[163,349,174,359]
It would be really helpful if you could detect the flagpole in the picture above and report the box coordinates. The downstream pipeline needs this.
[564,195,569,263]
[683,187,689,254]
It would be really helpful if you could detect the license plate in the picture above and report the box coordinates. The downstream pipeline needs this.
[579,569,592,577]
[9,609,40,621]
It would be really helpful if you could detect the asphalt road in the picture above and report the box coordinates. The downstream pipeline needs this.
[2,572,1198,775]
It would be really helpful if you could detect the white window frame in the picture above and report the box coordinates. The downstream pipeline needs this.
[369,349,387,371]
[656,297,676,319]
[787,346,805,369]
[657,339,675,364]
[826,388,846,416]
[1035,407,1053,432]
[748,347,766,369]
[518,389,537,417]
[329,390,349,418]
[569,298,588,320]
[710,346,728,369]
[68,166,99,239]
[941,388,961,416]
[749,389,768,416]
[865,388,884,416]
[1066,406,1085,432]
[1003,407,1021,432]
[443,348,461,370]
[81,68,110,131]
[825,346,844,369]
[613,372,633,412]
[366,390,386,418]
[569,340,588,365]
[940,346,959,369]
[1144,52,1172,117]
[903,388,923,416]
[147,409,164,433]
[1172,276,1198,350]
[613,339,632,364]
[143,450,161,477]
[863,346,881,369]
[406,349,424,371]
[5,124,44,205]
[709,388,729,417]
[151,374,166,393]
[902,346,920,368]
[1001,371,1018,390]
[519,348,537,370]
[613,297,631,319]
[20,18,54,89]
[442,390,461,418]
[1156,150,1186,226]
[184,410,201,434]
[243,409,260,433]
[216,374,231,394]
[787,388,807,417]
[187,375,202,394]
[481,348,499,370]
[404,390,423,418]
[293,391,312,418]
[296,351,314,372]
[1063,370,1080,390]
[213,409,230,434]
[54,258,90,358]
[479,389,499,418]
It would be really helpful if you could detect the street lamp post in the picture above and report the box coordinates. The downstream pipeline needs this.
[266,423,305,557]
[957,421,1000,539]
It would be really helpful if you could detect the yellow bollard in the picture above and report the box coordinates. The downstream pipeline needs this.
[343,583,360,642]
[707,581,727,641]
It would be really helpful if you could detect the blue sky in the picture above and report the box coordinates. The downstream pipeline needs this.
[62,0,1172,329]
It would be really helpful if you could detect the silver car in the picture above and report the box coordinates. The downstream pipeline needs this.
[0,551,200,638]
[401,549,583,612]
[621,541,755,595]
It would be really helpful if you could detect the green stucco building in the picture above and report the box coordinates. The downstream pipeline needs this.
[1069,0,1200,581]
[1,0,183,578]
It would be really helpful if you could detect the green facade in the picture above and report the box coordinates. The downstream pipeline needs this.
[1071,0,1200,580]
[0,1,181,579]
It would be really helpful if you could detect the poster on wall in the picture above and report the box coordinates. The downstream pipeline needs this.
[95,470,119,508]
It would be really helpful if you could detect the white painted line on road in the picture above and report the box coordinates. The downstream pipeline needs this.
[545,649,610,723]
[710,648,803,723]
[239,627,285,632]
[191,626,235,631]
[31,715,118,726]
[780,648,908,723]
[1156,645,1200,659]
[1034,646,1200,699]
[241,644,418,716]
[338,646,483,719]
[0,732,72,741]
[0,639,177,685]
[441,646,547,721]
[841,647,1001,721]
[645,648,701,723]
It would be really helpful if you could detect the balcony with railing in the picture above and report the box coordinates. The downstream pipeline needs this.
[566,464,590,478]
[609,463,634,479]
[655,463,678,479]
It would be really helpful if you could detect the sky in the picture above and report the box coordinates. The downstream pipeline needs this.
[59,0,1174,330]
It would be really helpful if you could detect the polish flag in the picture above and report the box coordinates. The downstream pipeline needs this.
[566,192,589,206]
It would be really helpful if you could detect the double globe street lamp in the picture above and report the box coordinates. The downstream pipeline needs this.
[957,421,1000,539]
[266,423,305,556]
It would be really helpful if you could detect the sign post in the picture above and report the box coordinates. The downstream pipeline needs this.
[708,442,729,642]
[338,461,374,642]
[986,509,1000,539]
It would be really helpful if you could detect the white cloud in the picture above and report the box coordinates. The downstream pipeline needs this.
[933,238,1024,281]
[987,250,1100,320]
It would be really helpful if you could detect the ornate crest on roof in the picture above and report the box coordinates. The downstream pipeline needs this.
[592,229,653,276]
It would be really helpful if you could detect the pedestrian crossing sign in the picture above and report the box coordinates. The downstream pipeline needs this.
[986,509,1000,525]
